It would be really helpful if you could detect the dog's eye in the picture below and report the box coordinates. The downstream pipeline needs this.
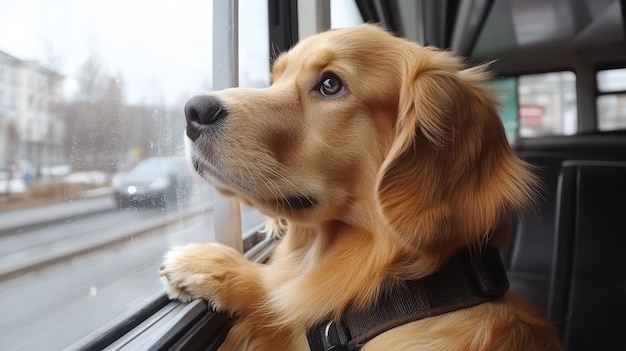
[319,74,343,96]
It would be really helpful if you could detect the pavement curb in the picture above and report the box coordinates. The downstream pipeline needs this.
[0,205,212,282]
[0,194,115,235]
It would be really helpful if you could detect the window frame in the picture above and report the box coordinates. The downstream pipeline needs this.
[68,231,276,351]
[595,66,626,132]
[211,0,243,253]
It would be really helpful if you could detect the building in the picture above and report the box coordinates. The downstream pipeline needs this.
[0,49,65,175]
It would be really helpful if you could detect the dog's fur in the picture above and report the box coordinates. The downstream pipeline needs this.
[161,24,562,350]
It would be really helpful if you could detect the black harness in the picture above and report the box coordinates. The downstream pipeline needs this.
[306,246,509,351]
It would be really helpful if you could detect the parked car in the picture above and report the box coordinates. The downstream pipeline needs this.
[112,156,191,209]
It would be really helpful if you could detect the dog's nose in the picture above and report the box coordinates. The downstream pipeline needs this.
[184,95,229,141]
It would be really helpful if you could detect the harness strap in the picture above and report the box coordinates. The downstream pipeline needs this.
[306,246,509,351]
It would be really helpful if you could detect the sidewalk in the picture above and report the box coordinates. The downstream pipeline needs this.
[0,188,115,234]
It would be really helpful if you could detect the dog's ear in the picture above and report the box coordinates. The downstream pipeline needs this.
[375,48,536,260]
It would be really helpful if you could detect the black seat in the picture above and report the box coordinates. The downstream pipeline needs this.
[506,152,571,314]
[548,160,626,351]
[508,137,626,315]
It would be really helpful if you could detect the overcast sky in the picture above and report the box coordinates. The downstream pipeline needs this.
[0,0,361,106]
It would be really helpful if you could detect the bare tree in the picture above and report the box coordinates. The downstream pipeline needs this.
[64,55,125,172]
[74,53,108,103]
[40,39,64,72]
[62,53,183,173]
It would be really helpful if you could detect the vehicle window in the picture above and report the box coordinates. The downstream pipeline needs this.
[597,68,626,131]
[483,77,519,142]
[0,1,242,349]
[331,0,364,28]
[518,71,577,137]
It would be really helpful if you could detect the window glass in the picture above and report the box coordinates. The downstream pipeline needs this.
[0,0,226,349]
[483,77,519,142]
[598,94,626,131]
[517,71,577,137]
[331,0,364,28]
[240,0,270,89]
[597,69,626,131]
[597,68,626,93]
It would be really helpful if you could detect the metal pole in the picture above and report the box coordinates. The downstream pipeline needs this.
[297,0,330,39]
[212,0,243,253]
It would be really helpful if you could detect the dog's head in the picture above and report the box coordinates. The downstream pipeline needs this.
[185,24,535,257]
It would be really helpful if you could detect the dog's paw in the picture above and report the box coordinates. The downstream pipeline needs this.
[160,243,245,308]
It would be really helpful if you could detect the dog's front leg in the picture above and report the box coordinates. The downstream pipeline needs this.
[160,243,262,315]
[160,243,306,350]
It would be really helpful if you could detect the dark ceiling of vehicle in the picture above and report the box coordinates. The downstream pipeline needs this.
[475,0,622,56]
[473,0,625,73]
[357,0,626,75]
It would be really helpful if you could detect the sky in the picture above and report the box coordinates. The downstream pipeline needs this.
[0,0,361,106]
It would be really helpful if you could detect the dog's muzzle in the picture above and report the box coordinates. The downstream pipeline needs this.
[184,95,229,141]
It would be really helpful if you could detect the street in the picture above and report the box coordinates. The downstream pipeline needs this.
[0,190,265,351]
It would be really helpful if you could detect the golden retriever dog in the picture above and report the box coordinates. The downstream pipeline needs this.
[160,24,562,350]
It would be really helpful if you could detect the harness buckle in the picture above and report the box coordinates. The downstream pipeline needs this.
[307,320,361,351]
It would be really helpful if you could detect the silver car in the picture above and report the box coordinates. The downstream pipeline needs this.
[112,156,191,209]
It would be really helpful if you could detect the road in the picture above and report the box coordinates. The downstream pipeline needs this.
[0,208,160,267]
[0,191,265,351]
